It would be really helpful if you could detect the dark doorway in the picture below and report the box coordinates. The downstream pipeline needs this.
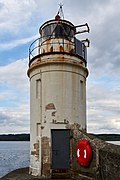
[51,129,70,169]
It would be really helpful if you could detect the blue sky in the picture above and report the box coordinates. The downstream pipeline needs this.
[0,0,120,134]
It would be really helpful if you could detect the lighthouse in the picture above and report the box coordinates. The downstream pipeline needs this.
[27,6,89,178]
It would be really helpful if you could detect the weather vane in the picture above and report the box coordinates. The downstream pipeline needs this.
[57,2,64,19]
[59,2,63,8]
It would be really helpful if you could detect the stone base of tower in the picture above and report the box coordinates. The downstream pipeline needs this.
[1,126,120,180]
[28,123,120,180]
[29,123,86,179]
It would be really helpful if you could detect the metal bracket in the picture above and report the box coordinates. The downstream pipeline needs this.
[75,23,90,34]
[82,38,90,47]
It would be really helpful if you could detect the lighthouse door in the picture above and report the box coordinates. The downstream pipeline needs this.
[51,129,70,169]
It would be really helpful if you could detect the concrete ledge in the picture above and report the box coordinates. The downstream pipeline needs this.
[0,168,39,180]
[0,167,73,180]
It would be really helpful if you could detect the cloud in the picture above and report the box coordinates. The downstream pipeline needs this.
[86,1,120,78]
[0,106,30,134]
[0,34,38,51]
[0,58,30,134]
[87,79,120,133]
[0,58,29,92]
[0,0,120,134]
[0,102,30,134]
[0,0,37,34]
[74,0,120,133]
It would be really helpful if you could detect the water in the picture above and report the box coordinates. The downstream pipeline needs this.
[0,141,119,178]
[107,141,120,145]
[0,141,30,178]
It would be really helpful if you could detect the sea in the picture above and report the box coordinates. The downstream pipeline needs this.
[0,141,119,178]
[107,141,120,145]
[0,141,30,178]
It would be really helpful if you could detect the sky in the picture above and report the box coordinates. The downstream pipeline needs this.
[0,0,120,134]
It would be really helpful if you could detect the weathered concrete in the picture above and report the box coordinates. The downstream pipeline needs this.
[70,124,120,180]
[0,168,37,180]
[0,167,72,180]
[1,126,120,180]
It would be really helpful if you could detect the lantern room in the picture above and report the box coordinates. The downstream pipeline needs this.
[39,16,75,53]
[29,14,89,67]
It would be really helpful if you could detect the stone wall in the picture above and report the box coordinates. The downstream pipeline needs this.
[41,136,51,178]
[70,124,120,180]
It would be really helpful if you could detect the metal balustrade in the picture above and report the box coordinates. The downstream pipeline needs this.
[29,37,87,65]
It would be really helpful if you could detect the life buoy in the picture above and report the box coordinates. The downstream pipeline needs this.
[76,139,92,167]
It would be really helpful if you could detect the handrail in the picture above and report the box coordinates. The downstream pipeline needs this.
[29,38,40,60]
[29,37,75,61]
[29,37,87,65]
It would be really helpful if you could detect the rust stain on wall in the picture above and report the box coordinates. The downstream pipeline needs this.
[45,103,56,110]
[59,45,64,52]
[50,46,53,52]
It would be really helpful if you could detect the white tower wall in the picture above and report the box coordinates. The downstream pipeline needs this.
[28,54,88,176]
[28,17,89,177]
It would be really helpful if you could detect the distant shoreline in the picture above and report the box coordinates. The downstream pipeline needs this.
[89,133,120,141]
[0,133,120,141]
[0,134,30,141]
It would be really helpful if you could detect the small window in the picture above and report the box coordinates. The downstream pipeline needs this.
[80,80,83,99]
[36,79,41,99]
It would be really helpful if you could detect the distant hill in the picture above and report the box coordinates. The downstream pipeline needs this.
[89,134,120,141]
[0,134,30,141]
[0,133,120,141]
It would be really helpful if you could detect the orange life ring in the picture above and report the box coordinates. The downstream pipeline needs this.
[76,139,92,167]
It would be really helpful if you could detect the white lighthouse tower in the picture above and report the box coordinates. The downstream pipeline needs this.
[28,6,89,178]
